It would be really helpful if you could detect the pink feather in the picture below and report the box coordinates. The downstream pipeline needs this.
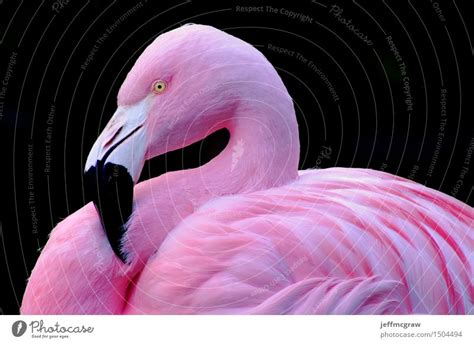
[21,25,474,315]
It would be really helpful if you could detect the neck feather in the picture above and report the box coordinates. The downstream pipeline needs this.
[123,91,299,264]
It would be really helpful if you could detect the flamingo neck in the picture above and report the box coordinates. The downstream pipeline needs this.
[201,102,300,196]
[122,95,300,268]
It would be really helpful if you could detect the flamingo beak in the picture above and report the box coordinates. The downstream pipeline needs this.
[84,100,149,263]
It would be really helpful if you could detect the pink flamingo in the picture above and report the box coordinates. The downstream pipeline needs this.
[22,24,473,314]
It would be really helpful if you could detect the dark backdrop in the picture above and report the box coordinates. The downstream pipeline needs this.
[1,0,473,314]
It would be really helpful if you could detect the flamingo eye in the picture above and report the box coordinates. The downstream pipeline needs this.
[151,80,167,94]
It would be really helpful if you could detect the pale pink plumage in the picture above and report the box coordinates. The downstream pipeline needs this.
[21,25,473,315]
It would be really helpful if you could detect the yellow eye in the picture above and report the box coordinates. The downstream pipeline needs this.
[151,80,167,94]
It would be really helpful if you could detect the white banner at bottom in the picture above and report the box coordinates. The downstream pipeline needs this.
[0,315,472,344]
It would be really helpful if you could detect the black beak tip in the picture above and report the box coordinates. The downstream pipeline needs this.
[84,163,99,204]
[84,161,134,264]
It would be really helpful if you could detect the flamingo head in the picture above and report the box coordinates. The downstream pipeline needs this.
[84,24,289,262]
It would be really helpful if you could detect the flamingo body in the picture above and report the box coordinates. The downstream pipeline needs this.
[21,24,473,314]
[22,168,473,314]
[123,168,474,314]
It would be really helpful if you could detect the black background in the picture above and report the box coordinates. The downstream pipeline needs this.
[0,0,473,314]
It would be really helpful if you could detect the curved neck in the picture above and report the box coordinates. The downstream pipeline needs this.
[123,94,300,265]
[198,99,300,198]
